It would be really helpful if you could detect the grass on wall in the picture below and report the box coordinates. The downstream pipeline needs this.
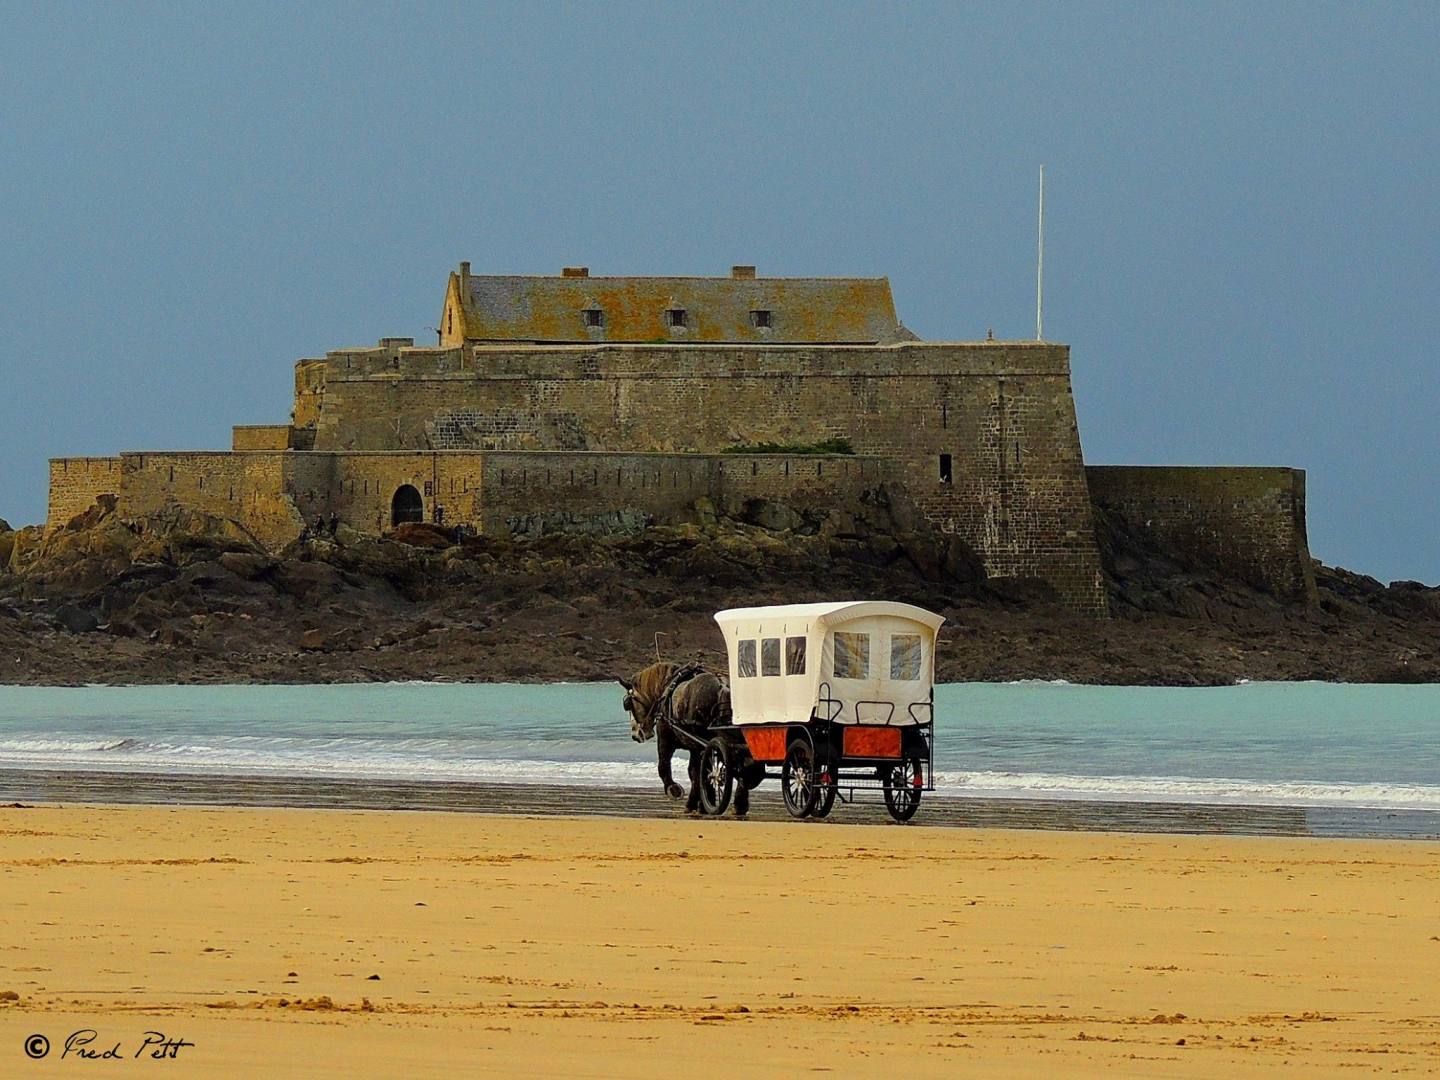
[722,438,855,456]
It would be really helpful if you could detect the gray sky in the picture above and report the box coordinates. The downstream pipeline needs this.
[2,2,1435,582]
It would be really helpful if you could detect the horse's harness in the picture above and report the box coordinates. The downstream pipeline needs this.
[657,662,705,724]
[643,663,709,748]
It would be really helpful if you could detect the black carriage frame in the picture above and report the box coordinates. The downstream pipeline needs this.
[677,681,936,823]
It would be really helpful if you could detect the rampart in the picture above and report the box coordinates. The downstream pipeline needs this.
[115,452,306,550]
[476,452,889,538]
[232,425,294,451]
[300,340,1106,611]
[1087,466,1317,605]
[44,449,893,553]
[47,457,123,529]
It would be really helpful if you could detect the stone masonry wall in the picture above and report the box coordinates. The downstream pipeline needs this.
[477,452,888,537]
[1087,466,1317,605]
[303,341,1106,611]
[115,452,305,550]
[60,449,892,552]
[285,452,487,536]
[230,426,295,452]
[232,425,293,451]
[47,457,122,530]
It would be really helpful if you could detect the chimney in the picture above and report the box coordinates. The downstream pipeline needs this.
[731,265,756,279]
[459,261,470,279]
[562,266,589,278]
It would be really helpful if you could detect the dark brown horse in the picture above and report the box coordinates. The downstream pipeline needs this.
[618,661,750,816]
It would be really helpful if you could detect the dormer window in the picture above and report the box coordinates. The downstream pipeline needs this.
[583,308,603,328]
[666,308,687,328]
[750,309,772,328]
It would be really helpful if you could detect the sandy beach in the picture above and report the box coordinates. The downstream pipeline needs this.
[0,805,1437,1077]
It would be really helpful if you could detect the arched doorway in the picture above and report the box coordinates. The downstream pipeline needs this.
[391,484,423,526]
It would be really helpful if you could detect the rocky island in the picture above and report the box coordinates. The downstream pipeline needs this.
[2,489,1435,687]
[12,263,1435,686]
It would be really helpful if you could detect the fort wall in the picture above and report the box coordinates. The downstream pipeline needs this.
[48,449,894,554]
[231,425,293,451]
[47,457,122,530]
[476,452,888,537]
[303,342,1105,611]
[115,452,305,550]
[285,452,487,536]
[45,456,1317,614]
[478,452,710,536]
[1087,466,1317,605]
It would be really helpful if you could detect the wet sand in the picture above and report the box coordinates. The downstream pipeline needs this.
[0,804,1437,1078]
[1,767,1438,839]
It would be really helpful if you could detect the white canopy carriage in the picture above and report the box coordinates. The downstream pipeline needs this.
[714,601,945,727]
[629,602,945,822]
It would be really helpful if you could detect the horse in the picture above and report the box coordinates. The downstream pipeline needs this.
[618,661,752,817]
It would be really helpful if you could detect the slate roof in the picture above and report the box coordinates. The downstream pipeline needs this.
[452,271,912,344]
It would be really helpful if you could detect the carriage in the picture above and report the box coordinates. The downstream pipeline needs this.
[692,601,943,822]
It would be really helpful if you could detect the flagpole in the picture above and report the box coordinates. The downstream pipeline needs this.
[1036,165,1045,342]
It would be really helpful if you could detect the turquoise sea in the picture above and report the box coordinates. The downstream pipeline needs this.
[0,682,1436,810]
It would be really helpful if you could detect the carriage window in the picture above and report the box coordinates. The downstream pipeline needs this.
[833,632,869,679]
[761,638,781,677]
[785,636,806,675]
[737,639,757,678]
[890,634,923,681]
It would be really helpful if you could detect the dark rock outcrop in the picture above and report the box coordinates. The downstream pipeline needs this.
[0,494,1435,686]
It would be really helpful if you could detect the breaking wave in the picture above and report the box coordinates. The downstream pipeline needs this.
[1,735,1438,810]
[0,736,139,754]
[931,769,1440,811]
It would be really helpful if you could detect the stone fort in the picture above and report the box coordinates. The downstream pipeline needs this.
[46,263,1317,614]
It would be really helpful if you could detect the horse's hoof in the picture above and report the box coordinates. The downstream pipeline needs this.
[666,784,685,799]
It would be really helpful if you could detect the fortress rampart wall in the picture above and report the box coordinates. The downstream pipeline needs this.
[46,449,893,554]
[231,425,294,451]
[476,452,888,537]
[285,452,487,536]
[114,452,305,550]
[1087,466,1317,605]
[46,457,123,530]
[303,342,1106,611]
[44,451,1320,614]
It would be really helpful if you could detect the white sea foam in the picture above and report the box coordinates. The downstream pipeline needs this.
[0,736,138,754]
[935,770,1440,810]
[2,734,1439,810]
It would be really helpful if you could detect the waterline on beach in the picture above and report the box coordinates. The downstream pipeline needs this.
[0,680,1436,811]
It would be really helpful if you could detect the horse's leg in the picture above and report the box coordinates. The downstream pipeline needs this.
[685,745,702,813]
[733,780,750,818]
[656,722,684,799]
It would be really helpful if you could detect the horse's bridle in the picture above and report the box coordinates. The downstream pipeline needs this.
[623,689,658,742]
[623,664,702,744]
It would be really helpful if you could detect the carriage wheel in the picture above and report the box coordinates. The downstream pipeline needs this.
[813,759,838,819]
[698,738,734,817]
[882,750,924,823]
[782,739,819,819]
